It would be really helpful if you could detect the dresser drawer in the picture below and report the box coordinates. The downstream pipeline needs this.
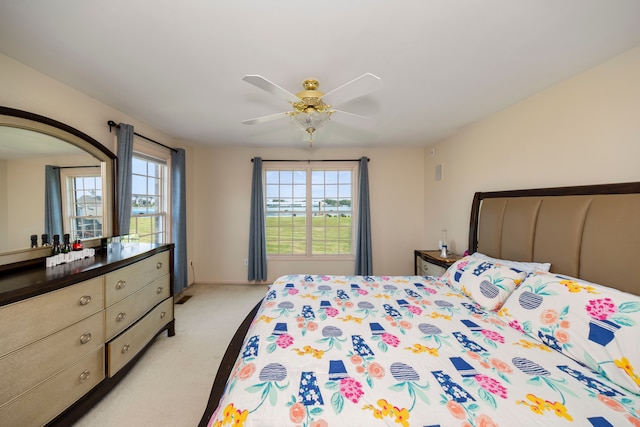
[0,347,104,427]
[417,257,447,277]
[105,251,170,306]
[107,297,173,377]
[105,275,170,340]
[0,277,104,357]
[0,311,105,406]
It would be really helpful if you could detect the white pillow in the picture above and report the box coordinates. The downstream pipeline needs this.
[471,252,550,274]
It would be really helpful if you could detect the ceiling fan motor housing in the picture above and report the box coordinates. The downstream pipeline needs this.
[293,79,331,113]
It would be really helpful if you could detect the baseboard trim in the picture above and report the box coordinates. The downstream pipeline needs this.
[190,280,270,286]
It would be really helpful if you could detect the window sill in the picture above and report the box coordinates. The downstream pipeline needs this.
[266,255,355,262]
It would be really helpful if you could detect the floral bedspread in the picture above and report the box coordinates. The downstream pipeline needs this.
[208,275,640,427]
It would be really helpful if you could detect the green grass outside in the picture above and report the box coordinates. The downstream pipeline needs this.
[129,216,162,243]
[266,215,352,255]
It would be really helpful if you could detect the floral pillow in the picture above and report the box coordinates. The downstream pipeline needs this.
[441,255,478,287]
[441,256,527,311]
[501,271,640,395]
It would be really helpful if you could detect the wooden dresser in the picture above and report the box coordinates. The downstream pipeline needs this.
[0,243,175,426]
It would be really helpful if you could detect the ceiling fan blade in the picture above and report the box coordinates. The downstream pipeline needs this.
[322,73,382,107]
[242,75,300,104]
[332,109,377,129]
[241,112,289,125]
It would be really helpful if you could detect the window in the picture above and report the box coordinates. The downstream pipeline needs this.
[265,163,356,257]
[129,153,168,243]
[60,167,103,240]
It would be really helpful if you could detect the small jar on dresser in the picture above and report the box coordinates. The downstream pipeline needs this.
[414,249,462,277]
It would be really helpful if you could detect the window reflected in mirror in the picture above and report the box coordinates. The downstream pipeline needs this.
[60,168,103,240]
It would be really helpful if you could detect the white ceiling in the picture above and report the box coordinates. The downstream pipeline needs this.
[1,0,639,148]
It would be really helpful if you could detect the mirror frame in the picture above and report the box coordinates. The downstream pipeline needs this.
[0,106,116,268]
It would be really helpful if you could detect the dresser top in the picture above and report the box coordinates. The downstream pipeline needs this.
[0,243,173,306]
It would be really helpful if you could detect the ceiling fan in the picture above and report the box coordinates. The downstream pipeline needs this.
[241,73,382,146]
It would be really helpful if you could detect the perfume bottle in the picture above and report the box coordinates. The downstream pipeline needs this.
[30,234,38,248]
[52,234,60,255]
[62,234,72,253]
[41,234,50,246]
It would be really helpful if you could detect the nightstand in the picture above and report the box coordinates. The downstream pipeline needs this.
[414,250,462,276]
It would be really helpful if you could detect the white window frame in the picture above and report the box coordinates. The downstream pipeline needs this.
[60,166,104,241]
[264,162,358,260]
[129,137,171,244]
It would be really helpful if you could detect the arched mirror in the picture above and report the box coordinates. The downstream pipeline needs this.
[0,107,116,267]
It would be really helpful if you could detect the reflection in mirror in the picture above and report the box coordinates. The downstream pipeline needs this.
[0,107,115,267]
[0,126,101,252]
[60,168,103,240]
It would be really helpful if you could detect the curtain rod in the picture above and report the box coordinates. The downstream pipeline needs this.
[107,120,177,153]
[251,158,369,163]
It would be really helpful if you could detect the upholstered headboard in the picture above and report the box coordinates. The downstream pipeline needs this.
[468,182,640,295]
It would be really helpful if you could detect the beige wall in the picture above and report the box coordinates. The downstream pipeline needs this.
[424,44,640,255]
[191,146,425,284]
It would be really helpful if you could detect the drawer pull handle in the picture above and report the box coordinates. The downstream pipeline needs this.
[122,344,130,354]
[79,295,92,306]
[156,262,163,269]
[116,312,127,322]
[79,370,91,383]
[80,333,92,344]
[115,280,126,290]
[156,286,163,294]
[160,311,166,319]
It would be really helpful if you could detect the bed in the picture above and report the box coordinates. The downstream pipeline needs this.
[200,182,640,427]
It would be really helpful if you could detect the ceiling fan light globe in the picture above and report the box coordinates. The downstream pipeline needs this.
[291,110,331,133]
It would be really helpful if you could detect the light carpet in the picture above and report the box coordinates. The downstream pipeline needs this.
[73,283,268,427]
